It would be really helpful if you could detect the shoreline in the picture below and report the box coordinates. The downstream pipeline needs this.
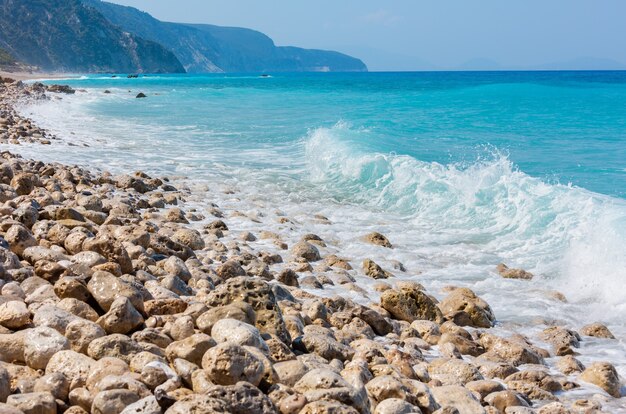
[0,71,80,81]
[0,78,623,413]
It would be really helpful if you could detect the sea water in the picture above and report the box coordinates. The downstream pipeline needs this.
[12,71,626,401]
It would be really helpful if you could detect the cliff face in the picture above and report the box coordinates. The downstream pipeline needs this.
[0,0,185,73]
[84,0,368,73]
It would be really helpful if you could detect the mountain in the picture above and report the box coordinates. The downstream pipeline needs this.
[0,0,186,73]
[82,0,367,73]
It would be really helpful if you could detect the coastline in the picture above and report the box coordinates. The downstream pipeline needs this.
[0,79,623,413]
[0,71,80,81]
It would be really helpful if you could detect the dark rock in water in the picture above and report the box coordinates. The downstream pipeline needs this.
[127,74,139,78]
[136,92,147,98]
[47,84,75,94]
[104,90,111,94]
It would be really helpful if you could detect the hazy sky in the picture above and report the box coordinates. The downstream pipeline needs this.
[108,0,626,71]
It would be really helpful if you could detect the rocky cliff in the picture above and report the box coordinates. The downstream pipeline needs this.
[0,0,185,73]
[84,0,368,73]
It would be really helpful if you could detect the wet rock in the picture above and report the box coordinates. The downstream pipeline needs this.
[202,343,264,386]
[505,370,561,399]
[48,84,76,94]
[478,334,543,367]
[276,268,299,287]
[579,362,621,397]
[438,288,495,328]
[364,232,392,248]
[439,332,484,357]
[536,402,571,414]
[540,326,580,355]
[292,241,321,262]
[325,254,353,270]
[580,322,615,339]
[465,380,504,401]
[496,263,533,280]
[569,399,603,413]
[484,390,529,412]
[555,355,585,375]
[216,259,246,280]
[171,228,205,251]
[380,285,444,323]
[363,259,392,279]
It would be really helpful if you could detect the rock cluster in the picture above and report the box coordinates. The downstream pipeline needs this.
[0,82,622,414]
[0,78,73,145]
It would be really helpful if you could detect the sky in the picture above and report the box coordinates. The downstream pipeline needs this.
[107,0,626,71]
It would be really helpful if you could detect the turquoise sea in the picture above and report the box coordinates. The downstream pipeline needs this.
[15,71,626,395]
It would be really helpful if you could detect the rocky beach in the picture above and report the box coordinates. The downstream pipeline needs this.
[0,77,623,414]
